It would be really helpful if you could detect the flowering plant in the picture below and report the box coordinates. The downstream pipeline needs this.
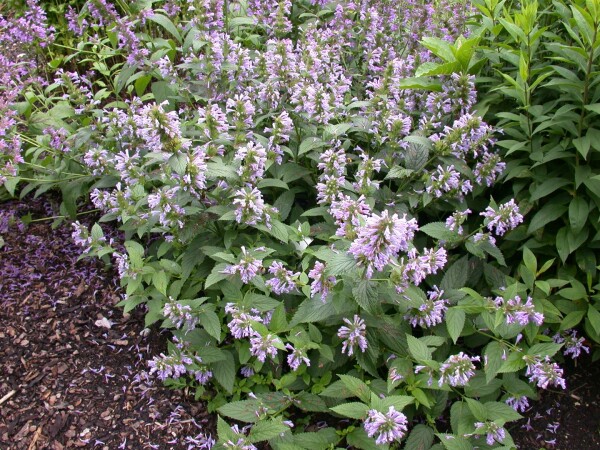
[1,0,595,448]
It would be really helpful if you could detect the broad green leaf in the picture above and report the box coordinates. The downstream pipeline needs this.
[446,308,465,344]
[218,400,261,423]
[484,341,504,383]
[404,425,434,450]
[326,252,358,275]
[338,375,372,403]
[527,203,568,233]
[406,335,432,361]
[569,197,588,233]
[484,401,522,422]
[420,222,460,241]
[529,178,570,202]
[148,13,182,42]
[248,418,290,442]
[330,402,369,420]
[298,137,326,156]
[212,350,236,394]
[587,305,600,336]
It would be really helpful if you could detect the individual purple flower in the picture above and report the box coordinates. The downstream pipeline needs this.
[148,353,193,381]
[506,396,530,413]
[353,151,384,193]
[553,330,590,359]
[474,421,506,446]
[363,406,408,445]
[308,261,337,300]
[329,194,371,238]
[193,367,213,385]
[405,286,448,328]
[494,295,544,327]
[224,303,263,339]
[481,199,523,236]
[445,209,471,235]
[285,344,310,371]
[474,152,505,186]
[426,164,463,198]
[250,333,281,362]
[232,186,276,228]
[337,315,368,356]
[265,261,298,295]
[240,366,255,378]
[222,247,263,284]
[524,356,566,389]
[235,141,267,184]
[163,299,198,332]
[348,210,419,279]
[438,352,479,387]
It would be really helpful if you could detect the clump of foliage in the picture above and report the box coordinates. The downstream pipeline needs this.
[1,0,597,449]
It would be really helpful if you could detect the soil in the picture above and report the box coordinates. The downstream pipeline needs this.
[0,198,215,450]
[1,197,599,450]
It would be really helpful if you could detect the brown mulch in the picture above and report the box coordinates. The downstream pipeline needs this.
[2,196,600,450]
[0,198,215,450]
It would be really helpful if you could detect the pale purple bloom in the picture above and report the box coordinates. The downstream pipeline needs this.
[223,247,263,284]
[232,187,276,228]
[318,146,347,177]
[405,286,448,328]
[285,344,310,371]
[481,199,523,236]
[148,353,193,381]
[163,299,198,332]
[426,165,463,198]
[316,175,345,205]
[506,396,530,413]
[225,302,263,339]
[439,352,479,387]
[474,152,505,186]
[494,295,544,326]
[193,367,213,385]
[353,152,384,192]
[337,315,368,356]
[240,366,255,377]
[363,406,408,445]
[329,194,371,238]
[308,261,337,300]
[250,333,280,362]
[348,211,419,279]
[445,209,471,235]
[265,261,298,295]
[524,356,566,389]
[474,421,506,446]
[554,330,590,359]
[235,141,267,184]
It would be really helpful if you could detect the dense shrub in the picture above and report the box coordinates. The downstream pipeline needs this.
[1,0,597,449]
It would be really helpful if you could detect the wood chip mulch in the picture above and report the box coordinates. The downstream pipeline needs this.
[0,198,215,450]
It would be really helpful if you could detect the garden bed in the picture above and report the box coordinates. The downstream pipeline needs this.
[1,198,599,449]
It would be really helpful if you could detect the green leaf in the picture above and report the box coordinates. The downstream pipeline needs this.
[298,137,326,156]
[529,178,570,202]
[498,351,526,373]
[152,270,169,296]
[294,392,329,412]
[404,142,429,171]
[212,350,236,394]
[528,203,568,233]
[326,252,358,276]
[441,256,469,290]
[587,305,600,336]
[319,380,356,399]
[330,402,369,420]
[484,401,522,422]
[148,13,182,42]
[323,123,352,139]
[352,279,380,313]
[569,197,588,233]
[420,222,460,241]
[406,335,432,361]
[292,429,340,449]
[437,434,473,450]
[446,308,465,344]
[248,418,290,443]
[522,247,537,275]
[125,240,145,268]
[199,310,222,341]
[346,427,385,450]
[465,398,487,421]
[484,341,504,383]
[404,425,434,450]
[168,153,187,175]
[338,375,372,403]
[205,263,230,289]
[257,178,289,190]
[218,400,261,423]
[560,310,586,330]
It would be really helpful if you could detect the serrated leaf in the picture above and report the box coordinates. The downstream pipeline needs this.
[404,142,429,171]
[248,419,290,442]
[437,434,473,450]
[298,137,326,156]
[199,310,222,341]
[205,263,230,289]
[352,279,380,313]
[406,334,432,361]
[484,341,504,383]
[212,350,235,394]
[330,402,369,420]
[404,424,434,450]
[441,256,469,290]
[346,427,384,450]
[326,252,358,276]
[484,401,522,422]
[338,375,372,403]
[218,400,261,423]
[446,308,465,344]
[420,222,460,241]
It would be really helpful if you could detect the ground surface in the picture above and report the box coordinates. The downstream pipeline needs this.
[0,198,214,450]
[0,197,599,450]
